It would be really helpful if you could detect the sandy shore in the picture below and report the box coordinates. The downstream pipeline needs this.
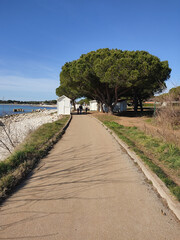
[0,109,59,161]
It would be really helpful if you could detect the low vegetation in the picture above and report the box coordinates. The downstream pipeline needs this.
[0,115,70,201]
[154,100,180,131]
[152,90,180,146]
[96,114,180,201]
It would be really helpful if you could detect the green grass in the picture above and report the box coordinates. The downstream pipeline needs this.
[144,118,154,124]
[143,103,154,107]
[0,116,69,179]
[103,120,180,201]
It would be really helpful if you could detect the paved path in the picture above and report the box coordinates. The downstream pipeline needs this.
[0,115,180,240]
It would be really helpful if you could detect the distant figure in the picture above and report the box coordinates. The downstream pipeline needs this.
[79,105,83,114]
[85,107,88,114]
[77,108,79,114]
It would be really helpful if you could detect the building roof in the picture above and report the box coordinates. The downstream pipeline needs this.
[89,100,97,103]
[57,95,71,101]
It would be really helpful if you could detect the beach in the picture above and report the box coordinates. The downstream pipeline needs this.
[0,109,59,161]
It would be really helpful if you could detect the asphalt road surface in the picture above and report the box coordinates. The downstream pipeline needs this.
[0,114,180,240]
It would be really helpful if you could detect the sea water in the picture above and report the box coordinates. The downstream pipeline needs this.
[0,104,56,117]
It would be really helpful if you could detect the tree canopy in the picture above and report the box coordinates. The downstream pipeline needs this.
[56,48,171,113]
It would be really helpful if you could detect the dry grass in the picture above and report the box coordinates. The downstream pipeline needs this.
[142,123,180,148]
[93,103,180,148]
[94,114,180,201]
[155,106,180,130]
[153,94,180,146]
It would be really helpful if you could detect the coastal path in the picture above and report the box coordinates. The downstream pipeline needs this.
[0,114,180,239]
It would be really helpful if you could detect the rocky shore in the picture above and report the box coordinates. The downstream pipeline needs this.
[0,109,59,161]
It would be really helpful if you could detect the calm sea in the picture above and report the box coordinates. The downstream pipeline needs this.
[0,104,57,117]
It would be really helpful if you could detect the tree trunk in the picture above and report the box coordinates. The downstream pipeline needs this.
[133,95,138,112]
[72,100,76,111]
[107,105,114,115]
[100,102,104,112]
[139,98,143,112]
[97,102,101,112]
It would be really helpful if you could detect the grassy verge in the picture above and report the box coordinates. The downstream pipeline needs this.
[0,115,70,200]
[96,115,180,201]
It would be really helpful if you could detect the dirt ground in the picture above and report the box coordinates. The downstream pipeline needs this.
[0,114,180,240]
[93,110,180,148]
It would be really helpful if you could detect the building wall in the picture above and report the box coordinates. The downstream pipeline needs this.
[57,97,71,115]
[113,101,127,112]
[89,100,127,112]
[90,101,98,111]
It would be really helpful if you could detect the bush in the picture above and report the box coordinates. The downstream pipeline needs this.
[155,92,180,129]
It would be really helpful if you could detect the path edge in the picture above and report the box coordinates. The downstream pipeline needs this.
[92,115,180,221]
[0,114,72,204]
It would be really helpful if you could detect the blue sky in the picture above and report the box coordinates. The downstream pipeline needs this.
[0,0,179,101]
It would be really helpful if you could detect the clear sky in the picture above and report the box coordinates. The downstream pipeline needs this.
[0,0,179,101]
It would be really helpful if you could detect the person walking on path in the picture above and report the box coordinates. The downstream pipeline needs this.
[0,114,180,240]
[79,105,83,114]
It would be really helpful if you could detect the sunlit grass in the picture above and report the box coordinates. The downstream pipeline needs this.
[0,116,69,178]
[102,120,180,201]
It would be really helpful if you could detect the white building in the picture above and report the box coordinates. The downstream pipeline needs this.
[113,100,127,113]
[89,100,127,112]
[89,100,98,111]
[57,95,71,115]
[75,103,80,110]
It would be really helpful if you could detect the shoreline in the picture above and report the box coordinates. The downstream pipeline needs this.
[0,104,57,118]
[0,109,59,161]
[0,103,57,107]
